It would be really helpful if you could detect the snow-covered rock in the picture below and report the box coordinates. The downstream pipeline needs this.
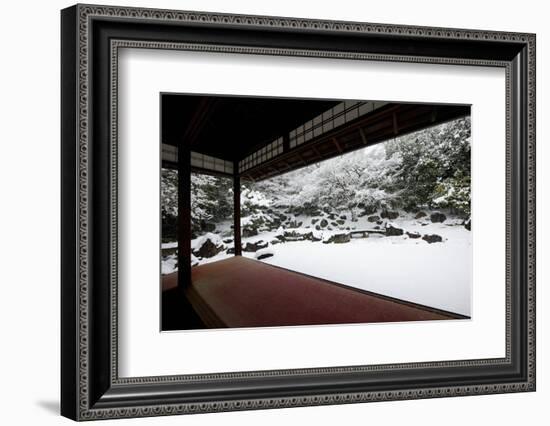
[243,240,269,252]
[255,248,275,260]
[191,233,225,258]
[283,228,322,242]
[422,234,443,244]
[322,232,351,244]
[385,223,404,236]
[430,212,447,223]
[381,210,399,220]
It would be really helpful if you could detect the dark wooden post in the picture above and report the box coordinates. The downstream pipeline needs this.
[233,161,242,256]
[282,133,290,153]
[177,145,192,288]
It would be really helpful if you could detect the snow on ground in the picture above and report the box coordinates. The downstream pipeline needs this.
[161,254,178,275]
[257,230,471,317]
[162,213,472,317]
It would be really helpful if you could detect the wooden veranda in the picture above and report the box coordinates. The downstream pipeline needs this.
[162,257,465,330]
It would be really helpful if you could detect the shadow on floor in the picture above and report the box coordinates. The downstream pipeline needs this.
[162,287,206,331]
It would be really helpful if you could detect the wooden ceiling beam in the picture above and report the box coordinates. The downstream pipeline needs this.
[331,137,343,153]
[311,145,323,160]
[392,112,399,135]
[359,127,368,145]
[236,103,469,182]
[182,98,218,147]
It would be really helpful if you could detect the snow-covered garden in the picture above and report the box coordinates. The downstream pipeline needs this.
[161,117,472,317]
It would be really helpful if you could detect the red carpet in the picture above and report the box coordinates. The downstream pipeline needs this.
[163,256,462,328]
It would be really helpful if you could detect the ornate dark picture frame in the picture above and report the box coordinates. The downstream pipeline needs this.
[61,4,536,421]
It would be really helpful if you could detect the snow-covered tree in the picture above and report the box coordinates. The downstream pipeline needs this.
[161,116,472,241]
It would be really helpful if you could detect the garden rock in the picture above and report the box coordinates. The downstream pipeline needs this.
[323,233,351,244]
[385,224,404,236]
[381,210,399,220]
[243,240,269,252]
[194,238,224,258]
[430,212,447,223]
[422,234,443,244]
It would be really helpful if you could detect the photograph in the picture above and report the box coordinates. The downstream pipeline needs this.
[160,95,472,330]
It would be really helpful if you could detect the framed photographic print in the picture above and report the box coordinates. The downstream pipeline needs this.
[61,4,536,421]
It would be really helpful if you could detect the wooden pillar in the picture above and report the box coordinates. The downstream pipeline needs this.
[233,161,242,256]
[177,145,192,289]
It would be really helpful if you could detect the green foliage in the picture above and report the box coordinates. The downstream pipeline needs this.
[385,117,471,214]
[432,170,471,215]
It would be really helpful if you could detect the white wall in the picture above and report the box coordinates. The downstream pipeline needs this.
[0,0,546,424]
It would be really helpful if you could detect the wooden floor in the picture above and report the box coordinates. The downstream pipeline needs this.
[162,256,465,329]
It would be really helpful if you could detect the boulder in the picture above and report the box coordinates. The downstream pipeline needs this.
[415,211,427,219]
[336,219,345,225]
[284,230,305,241]
[255,248,275,260]
[315,225,321,231]
[284,230,321,242]
[270,239,282,245]
[367,215,380,223]
[243,240,269,252]
[222,238,233,244]
[422,234,443,244]
[406,231,421,239]
[385,224,404,236]
[194,238,224,258]
[256,252,274,260]
[340,214,347,220]
[430,212,447,223]
[381,210,399,220]
[286,220,303,228]
[277,213,288,222]
[464,218,471,231]
[327,213,337,220]
[311,218,319,224]
[226,247,235,254]
[359,205,377,216]
[320,219,329,228]
[242,227,258,238]
[323,233,351,244]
